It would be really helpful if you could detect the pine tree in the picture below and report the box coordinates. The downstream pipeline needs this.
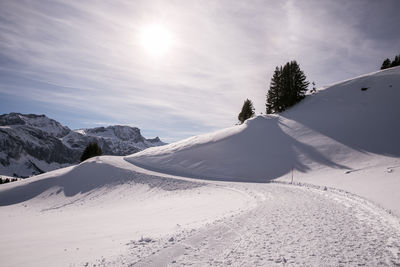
[381,58,391,70]
[266,66,282,114]
[266,60,309,114]
[380,54,400,70]
[238,99,255,124]
[80,142,102,162]
[391,55,400,67]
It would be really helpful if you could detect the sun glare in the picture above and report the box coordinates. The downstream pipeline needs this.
[139,24,172,56]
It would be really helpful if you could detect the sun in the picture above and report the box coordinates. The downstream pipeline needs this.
[139,24,172,56]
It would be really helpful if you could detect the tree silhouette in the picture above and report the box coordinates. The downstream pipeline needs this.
[380,54,400,70]
[238,99,255,124]
[381,58,391,70]
[80,142,102,162]
[391,55,400,67]
[266,60,309,114]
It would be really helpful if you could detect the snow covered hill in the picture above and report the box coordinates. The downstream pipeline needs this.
[0,113,165,177]
[126,66,400,213]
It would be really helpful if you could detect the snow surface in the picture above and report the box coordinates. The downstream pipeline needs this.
[134,182,400,266]
[126,66,400,215]
[0,154,71,178]
[1,156,399,266]
[0,156,251,266]
[1,67,400,266]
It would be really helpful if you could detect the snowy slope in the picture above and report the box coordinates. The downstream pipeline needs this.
[1,157,399,266]
[0,156,251,266]
[126,66,400,213]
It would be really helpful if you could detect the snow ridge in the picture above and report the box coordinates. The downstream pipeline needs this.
[127,67,400,182]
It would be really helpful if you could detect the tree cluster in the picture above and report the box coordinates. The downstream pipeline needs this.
[381,54,400,70]
[237,60,309,121]
[80,142,102,162]
[266,61,309,114]
[0,177,18,184]
[238,99,255,124]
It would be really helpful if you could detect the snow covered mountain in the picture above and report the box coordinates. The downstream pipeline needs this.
[0,113,165,177]
[63,125,164,154]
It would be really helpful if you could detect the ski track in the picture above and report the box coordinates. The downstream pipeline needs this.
[103,182,400,267]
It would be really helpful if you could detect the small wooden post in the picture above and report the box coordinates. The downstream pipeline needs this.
[291,167,294,184]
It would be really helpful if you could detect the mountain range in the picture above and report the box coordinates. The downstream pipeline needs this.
[0,113,165,177]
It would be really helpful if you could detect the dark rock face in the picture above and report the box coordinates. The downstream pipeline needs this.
[147,136,162,143]
[0,113,70,137]
[0,116,80,167]
[0,113,165,177]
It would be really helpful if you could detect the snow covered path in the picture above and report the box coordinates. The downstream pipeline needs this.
[116,182,400,266]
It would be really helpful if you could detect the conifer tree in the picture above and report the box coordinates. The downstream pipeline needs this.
[80,142,102,162]
[238,99,255,124]
[391,55,400,67]
[266,66,282,114]
[381,58,391,70]
[266,60,309,114]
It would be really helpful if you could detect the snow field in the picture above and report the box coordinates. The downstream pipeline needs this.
[126,66,400,215]
[0,156,253,266]
[117,183,400,266]
[1,156,399,266]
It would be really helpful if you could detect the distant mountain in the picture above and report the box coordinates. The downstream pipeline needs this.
[0,113,165,177]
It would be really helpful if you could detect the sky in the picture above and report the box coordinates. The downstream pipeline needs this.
[1,0,399,142]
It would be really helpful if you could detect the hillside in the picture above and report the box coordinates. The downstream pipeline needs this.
[126,66,400,212]
[0,113,165,177]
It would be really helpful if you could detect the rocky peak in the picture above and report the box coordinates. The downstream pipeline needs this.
[110,125,143,142]
[0,113,70,138]
[80,125,144,142]
[146,136,162,143]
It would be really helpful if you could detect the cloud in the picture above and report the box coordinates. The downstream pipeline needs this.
[0,0,399,141]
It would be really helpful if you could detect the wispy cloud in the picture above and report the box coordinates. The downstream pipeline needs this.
[0,0,399,141]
